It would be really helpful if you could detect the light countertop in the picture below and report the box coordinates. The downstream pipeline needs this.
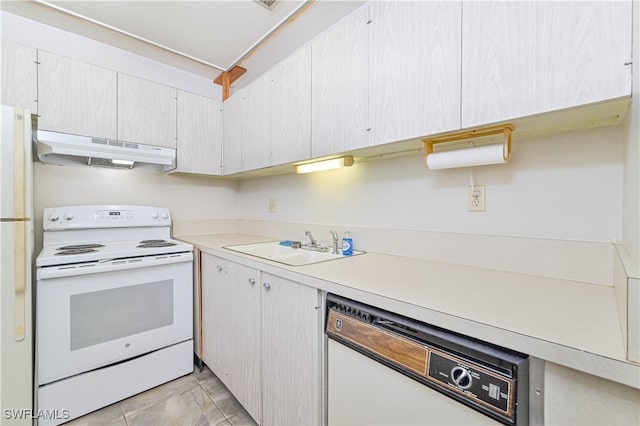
[180,233,639,389]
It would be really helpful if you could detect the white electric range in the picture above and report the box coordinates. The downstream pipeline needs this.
[35,205,193,425]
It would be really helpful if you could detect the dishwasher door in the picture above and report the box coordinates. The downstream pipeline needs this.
[328,339,500,425]
[325,294,528,425]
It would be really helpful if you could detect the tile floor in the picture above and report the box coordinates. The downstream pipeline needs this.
[65,366,258,426]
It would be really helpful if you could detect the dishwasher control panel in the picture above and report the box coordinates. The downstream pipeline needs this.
[427,350,515,418]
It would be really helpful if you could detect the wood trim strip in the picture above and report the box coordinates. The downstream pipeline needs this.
[326,310,428,375]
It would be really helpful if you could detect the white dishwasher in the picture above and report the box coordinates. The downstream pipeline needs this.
[326,294,529,425]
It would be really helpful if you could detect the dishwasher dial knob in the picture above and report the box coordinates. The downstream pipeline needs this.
[49,212,60,222]
[64,212,74,221]
[151,211,159,219]
[451,366,473,389]
[161,210,169,219]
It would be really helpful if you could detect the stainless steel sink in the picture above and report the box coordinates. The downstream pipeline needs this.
[224,241,364,266]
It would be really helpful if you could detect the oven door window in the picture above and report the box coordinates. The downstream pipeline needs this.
[70,280,174,351]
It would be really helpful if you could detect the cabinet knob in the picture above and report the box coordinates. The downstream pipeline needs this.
[263,282,271,291]
[248,278,256,286]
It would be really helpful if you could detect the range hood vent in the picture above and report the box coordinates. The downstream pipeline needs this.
[36,130,176,172]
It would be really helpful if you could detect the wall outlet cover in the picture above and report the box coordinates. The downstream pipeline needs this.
[468,185,486,212]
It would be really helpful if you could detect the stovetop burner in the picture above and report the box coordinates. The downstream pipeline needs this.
[57,244,105,250]
[137,240,178,248]
[55,248,99,255]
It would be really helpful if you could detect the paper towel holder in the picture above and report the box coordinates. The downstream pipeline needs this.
[422,123,515,167]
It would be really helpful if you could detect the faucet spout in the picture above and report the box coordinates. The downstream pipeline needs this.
[305,230,317,247]
[330,229,339,254]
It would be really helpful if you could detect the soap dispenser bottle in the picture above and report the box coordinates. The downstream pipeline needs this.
[342,231,353,256]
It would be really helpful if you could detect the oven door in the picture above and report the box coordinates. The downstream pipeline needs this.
[36,253,193,386]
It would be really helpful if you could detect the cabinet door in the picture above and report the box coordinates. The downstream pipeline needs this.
[176,90,222,175]
[370,1,461,145]
[201,254,234,380]
[462,1,632,128]
[37,51,117,139]
[201,255,261,423]
[118,73,177,148]
[261,274,320,426]
[230,265,262,424]
[311,4,370,157]
[222,91,244,175]
[1,41,37,112]
[242,76,271,171]
[270,45,312,166]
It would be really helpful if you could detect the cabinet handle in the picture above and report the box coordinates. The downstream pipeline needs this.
[217,265,223,272]
[248,278,256,286]
[263,282,271,291]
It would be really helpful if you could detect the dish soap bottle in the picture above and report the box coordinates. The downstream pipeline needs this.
[342,231,353,256]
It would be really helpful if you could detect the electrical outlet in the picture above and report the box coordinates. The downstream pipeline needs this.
[468,186,486,212]
[268,198,277,213]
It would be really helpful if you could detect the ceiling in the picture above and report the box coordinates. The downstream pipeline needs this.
[1,0,364,87]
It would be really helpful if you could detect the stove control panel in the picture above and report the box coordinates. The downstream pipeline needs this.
[43,205,172,230]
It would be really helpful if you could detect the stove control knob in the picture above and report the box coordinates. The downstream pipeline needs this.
[451,366,472,390]
[161,211,169,219]
[64,212,74,221]
[151,211,159,219]
[49,212,60,222]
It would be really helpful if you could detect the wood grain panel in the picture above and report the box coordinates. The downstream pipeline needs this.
[369,1,461,145]
[38,51,117,139]
[261,274,320,426]
[241,76,271,171]
[270,45,312,166]
[118,73,177,148]
[1,41,38,112]
[326,310,428,375]
[222,91,244,175]
[462,1,632,128]
[200,254,233,381]
[311,4,370,158]
[176,90,222,175]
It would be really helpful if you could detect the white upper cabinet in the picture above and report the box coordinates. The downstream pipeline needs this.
[312,4,370,158]
[270,45,312,166]
[369,1,461,145]
[37,50,117,139]
[175,90,223,175]
[1,41,38,112]
[242,75,271,171]
[241,45,312,172]
[461,1,633,128]
[117,73,177,148]
[222,91,244,175]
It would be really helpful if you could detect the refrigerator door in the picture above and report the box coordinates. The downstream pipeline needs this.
[1,105,32,220]
[0,221,33,425]
[0,105,33,425]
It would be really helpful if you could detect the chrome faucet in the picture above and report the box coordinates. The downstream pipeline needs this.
[305,230,317,247]
[330,229,339,254]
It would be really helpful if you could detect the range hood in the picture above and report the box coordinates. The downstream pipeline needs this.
[35,130,176,172]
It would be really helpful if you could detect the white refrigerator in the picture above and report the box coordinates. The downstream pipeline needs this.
[0,105,34,425]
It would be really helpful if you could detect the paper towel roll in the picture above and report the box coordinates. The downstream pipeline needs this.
[426,144,507,170]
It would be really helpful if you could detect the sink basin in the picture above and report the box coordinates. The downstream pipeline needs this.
[224,241,364,266]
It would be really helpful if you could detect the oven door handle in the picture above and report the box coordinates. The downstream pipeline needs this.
[37,252,193,280]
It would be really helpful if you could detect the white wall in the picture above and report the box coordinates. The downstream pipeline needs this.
[33,162,237,250]
[238,124,624,243]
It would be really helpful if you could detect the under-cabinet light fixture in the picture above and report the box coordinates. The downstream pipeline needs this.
[295,156,354,174]
[111,159,134,167]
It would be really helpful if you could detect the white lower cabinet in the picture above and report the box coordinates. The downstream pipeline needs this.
[201,254,321,425]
